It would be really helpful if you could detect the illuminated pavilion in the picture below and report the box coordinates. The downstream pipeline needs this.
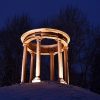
[21,28,70,84]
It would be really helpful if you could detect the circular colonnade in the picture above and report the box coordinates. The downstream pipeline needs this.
[21,28,70,84]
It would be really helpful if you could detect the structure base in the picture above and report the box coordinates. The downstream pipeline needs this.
[32,77,41,83]
[58,78,67,84]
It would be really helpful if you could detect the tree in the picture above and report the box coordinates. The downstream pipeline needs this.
[0,15,32,86]
[0,6,98,94]
[39,7,94,88]
[91,26,100,93]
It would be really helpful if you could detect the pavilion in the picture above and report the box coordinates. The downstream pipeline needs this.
[21,28,70,84]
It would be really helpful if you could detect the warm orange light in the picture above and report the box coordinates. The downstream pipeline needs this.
[21,28,70,84]
[32,77,41,83]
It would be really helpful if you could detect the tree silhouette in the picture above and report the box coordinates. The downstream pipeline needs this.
[91,26,100,93]
[39,7,95,88]
[0,6,99,94]
[0,15,32,86]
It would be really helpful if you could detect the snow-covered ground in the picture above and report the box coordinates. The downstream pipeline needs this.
[0,81,100,100]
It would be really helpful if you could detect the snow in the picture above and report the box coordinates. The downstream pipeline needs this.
[0,81,100,100]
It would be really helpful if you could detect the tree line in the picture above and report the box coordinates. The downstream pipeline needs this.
[0,7,99,94]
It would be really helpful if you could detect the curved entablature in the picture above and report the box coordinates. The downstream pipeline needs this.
[21,28,70,55]
[21,28,70,44]
[27,43,64,55]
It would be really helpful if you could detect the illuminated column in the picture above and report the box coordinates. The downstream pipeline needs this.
[64,47,69,84]
[21,44,27,83]
[29,52,34,82]
[58,40,65,83]
[32,37,41,82]
[50,53,54,80]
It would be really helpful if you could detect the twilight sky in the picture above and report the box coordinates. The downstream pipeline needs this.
[0,0,100,28]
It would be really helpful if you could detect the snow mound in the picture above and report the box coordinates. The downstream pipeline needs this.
[0,81,100,100]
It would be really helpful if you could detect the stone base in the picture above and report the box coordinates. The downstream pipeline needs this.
[58,78,67,84]
[32,77,41,83]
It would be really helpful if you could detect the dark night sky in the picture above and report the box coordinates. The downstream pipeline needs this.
[0,0,100,28]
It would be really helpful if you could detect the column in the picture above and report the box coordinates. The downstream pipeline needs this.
[21,44,27,83]
[50,53,54,81]
[64,47,69,84]
[32,37,41,82]
[58,40,64,83]
[29,52,34,82]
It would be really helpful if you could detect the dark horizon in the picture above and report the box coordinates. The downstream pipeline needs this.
[0,0,100,95]
[0,0,100,28]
